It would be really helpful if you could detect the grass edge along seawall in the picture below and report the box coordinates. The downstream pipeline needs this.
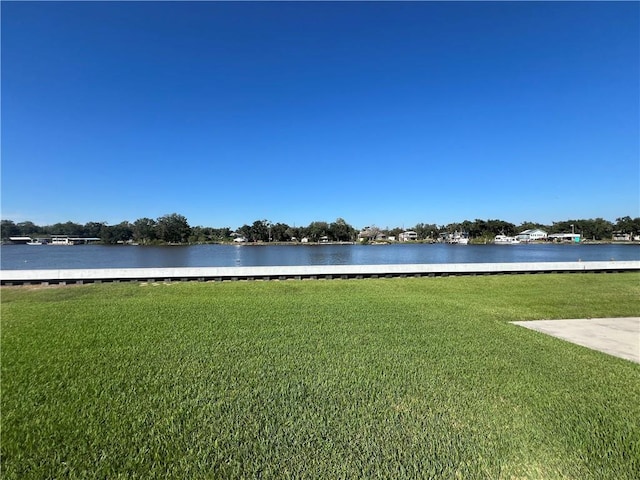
[2,273,639,479]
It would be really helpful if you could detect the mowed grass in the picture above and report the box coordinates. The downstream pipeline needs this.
[2,274,639,479]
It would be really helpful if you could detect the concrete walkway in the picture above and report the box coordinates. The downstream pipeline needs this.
[2,260,639,285]
[512,317,640,363]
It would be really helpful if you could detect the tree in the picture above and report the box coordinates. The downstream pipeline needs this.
[328,218,355,241]
[209,227,232,242]
[586,218,614,240]
[237,224,252,241]
[463,219,485,239]
[249,220,271,242]
[1,220,19,239]
[156,213,191,243]
[49,221,83,236]
[615,216,640,235]
[550,220,579,235]
[15,221,41,236]
[549,218,614,240]
[83,222,105,238]
[358,225,381,242]
[133,218,157,244]
[518,221,549,233]
[444,222,463,234]
[99,222,133,244]
[306,221,329,242]
[188,226,207,244]
[413,223,439,240]
[270,222,291,242]
[285,226,302,241]
[484,219,516,236]
[387,226,404,240]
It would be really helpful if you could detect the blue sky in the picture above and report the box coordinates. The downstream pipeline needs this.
[2,1,638,230]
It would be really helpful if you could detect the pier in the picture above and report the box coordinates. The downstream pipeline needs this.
[1,261,638,286]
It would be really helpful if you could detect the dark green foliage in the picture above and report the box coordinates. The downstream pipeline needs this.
[156,213,191,243]
[4,215,639,242]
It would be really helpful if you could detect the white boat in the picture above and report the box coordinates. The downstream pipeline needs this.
[453,232,469,245]
[26,239,45,245]
[494,234,520,245]
[441,231,469,244]
[50,235,75,246]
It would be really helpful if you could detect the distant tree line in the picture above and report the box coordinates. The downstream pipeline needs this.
[235,218,357,243]
[0,213,194,245]
[1,215,639,244]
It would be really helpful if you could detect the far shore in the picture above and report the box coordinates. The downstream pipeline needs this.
[3,239,640,247]
[201,239,640,247]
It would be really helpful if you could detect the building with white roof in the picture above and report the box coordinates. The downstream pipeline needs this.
[517,229,548,242]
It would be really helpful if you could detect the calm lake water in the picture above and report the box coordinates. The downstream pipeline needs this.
[2,243,639,270]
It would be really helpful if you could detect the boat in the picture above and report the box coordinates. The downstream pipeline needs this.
[452,232,469,245]
[440,231,469,244]
[50,235,75,246]
[26,239,46,245]
[494,234,520,245]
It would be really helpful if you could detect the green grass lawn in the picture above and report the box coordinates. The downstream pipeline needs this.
[2,274,639,479]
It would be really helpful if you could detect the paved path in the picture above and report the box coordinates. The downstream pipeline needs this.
[2,260,639,285]
[512,317,640,363]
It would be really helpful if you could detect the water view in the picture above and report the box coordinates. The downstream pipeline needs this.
[2,243,638,271]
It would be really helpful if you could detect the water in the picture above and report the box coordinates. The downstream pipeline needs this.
[2,243,638,270]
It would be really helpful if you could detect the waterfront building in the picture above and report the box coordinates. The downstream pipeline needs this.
[399,231,418,242]
[517,229,548,242]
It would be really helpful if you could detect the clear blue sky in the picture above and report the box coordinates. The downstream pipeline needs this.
[2,1,638,230]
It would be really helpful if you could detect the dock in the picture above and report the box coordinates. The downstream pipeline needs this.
[1,261,638,286]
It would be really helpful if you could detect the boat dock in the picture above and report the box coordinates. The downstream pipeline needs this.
[1,261,638,286]
[7,235,101,245]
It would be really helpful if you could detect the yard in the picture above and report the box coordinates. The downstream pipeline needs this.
[2,273,639,479]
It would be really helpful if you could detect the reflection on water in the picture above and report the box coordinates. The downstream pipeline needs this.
[309,245,354,265]
[133,246,191,268]
[1,243,638,270]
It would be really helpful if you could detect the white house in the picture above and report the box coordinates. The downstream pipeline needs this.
[612,232,632,241]
[399,231,418,242]
[517,229,547,242]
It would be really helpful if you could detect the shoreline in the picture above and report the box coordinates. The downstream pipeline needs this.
[2,260,639,286]
[3,239,639,247]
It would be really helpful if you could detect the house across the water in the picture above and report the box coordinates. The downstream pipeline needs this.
[517,229,548,242]
[548,233,581,243]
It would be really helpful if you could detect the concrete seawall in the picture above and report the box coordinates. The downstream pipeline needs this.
[1,261,638,286]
